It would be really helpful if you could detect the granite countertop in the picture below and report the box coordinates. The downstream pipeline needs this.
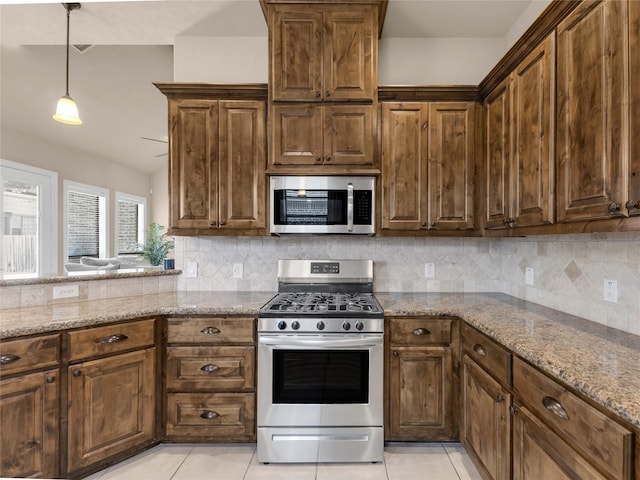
[1,291,639,430]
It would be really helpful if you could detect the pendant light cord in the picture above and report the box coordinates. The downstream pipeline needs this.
[65,5,70,96]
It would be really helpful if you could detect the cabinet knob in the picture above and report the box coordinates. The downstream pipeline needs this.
[219,220,226,226]
[608,202,621,214]
[472,344,487,356]
[316,156,322,163]
[46,376,56,384]
[412,328,431,336]
[200,410,220,420]
[392,350,399,357]
[503,218,515,226]
[625,200,639,211]
[495,394,505,403]
[509,405,519,415]
[325,91,330,97]
[0,354,20,365]
[200,364,220,373]
[324,156,331,162]
[316,91,321,98]
[72,370,81,377]
[201,326,221,335]
[542,396,569,420]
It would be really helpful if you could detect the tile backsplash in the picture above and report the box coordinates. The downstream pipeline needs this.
[174,233,640,336]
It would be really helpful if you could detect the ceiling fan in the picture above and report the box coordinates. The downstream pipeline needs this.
[140,136,168,157]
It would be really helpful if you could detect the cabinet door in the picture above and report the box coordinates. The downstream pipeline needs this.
[557,0,627,222]
[388,346,454,441]
[629,0,640,215]
[484,77,512,229]
[512,34,555,227]
[67,348,156,472]
[270,8,323,101]
[169,99,218,230]
[218,101,266,231]
[460,355,510,480]
[270,104,324,167]
[0,370,59,478]
[428,102,475,230]
[513,406,608,480]
[381,102,429,231]
[324,104,374,167]
[323,7,376,101]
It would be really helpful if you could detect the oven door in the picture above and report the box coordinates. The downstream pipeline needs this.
[257,333,383,427]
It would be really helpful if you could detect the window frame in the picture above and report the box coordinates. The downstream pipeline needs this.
[0,159,58,278]
[114,191,147,255]
[63,180,109,263]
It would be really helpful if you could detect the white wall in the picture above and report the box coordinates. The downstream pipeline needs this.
[150,164,169,227]
[2,127,151,272]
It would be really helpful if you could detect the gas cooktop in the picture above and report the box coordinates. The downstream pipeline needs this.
[260,291,383,316]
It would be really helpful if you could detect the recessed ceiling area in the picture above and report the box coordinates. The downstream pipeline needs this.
[1,0,541,176]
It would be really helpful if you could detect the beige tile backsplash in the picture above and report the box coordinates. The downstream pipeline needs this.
[2,232,639,336]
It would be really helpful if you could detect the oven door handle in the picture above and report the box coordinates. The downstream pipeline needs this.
[347,182,354,232]
[258,335,381,349]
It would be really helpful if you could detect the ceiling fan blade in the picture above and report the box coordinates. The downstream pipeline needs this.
[141,136,168,144]
[154,153,168,158]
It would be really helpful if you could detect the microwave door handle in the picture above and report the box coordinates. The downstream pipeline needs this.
[347,182,354,232]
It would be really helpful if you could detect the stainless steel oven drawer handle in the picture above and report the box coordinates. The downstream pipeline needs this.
[259,336,381,348]
[347,182,354,232]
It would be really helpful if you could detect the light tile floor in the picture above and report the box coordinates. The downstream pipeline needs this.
[83,443,482,480]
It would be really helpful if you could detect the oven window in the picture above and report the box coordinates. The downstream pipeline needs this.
[272,350,369,404]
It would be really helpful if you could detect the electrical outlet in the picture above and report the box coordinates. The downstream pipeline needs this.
[424,263,435,278]
[185,262,198,278]
[604,279,618,303]
[525,267,534,286]
[53,284,79,299]
[233,263,243,279]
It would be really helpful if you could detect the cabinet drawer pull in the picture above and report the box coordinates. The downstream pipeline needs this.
[542,396,569,420]
[200,410,220,419]
[98,333,129,345]
[201,326,221,335]
[0,354,21,365]
[412,328,431,336]
[472,344,487,356]
[200,364,220,373]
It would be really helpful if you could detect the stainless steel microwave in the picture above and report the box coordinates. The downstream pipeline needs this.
[270,176,375,235]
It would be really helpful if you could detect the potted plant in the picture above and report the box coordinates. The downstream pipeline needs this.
[141,223,174,266]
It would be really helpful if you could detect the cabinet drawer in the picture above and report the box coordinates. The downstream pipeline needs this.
[461,323,511,386]
[167,317,255,344]
[166,392,255,440]
[513,358,633,480]
[166,346,255,391]
[0,334,60,376]
[67,319,155,362]
[389,317,452,345]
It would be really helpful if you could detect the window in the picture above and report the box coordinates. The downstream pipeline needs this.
[63,180,108,263]
[115,192,146,255]
[0,159,58,278]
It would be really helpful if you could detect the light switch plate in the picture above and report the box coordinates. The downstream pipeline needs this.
[525,267,534,286]
[424,263,435,278]
[185,262,198,278]
[233,263,243,279]
[53,284,79,299]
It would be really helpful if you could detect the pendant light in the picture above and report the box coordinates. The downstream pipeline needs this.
[53,3,82,125]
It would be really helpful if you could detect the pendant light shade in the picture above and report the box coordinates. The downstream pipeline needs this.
[53,3,82,125]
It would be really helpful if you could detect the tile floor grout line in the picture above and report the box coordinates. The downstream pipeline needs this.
[443,443,464,480]
[241,446,257,480]
[168,444,196,480]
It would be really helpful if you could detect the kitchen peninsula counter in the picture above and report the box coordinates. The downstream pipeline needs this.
[1,291,639,429]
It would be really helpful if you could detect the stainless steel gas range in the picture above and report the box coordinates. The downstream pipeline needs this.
[257,259,384,464]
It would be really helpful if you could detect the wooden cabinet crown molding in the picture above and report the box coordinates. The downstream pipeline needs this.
[260,0,388,39]
[154,83,268,100]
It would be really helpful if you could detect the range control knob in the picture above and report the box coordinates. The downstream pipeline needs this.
[291,321,300,330]
[316,321,325,331]
[277,321,287,330]
[355,321,364,331]
[342,321,351,331]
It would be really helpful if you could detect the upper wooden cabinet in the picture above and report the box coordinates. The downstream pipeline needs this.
[269,103,375,173]
[157,85,268,236]
[381,101,476,233]
[556,0,627,222]
[269,3,377,101]
[628,0,640,216]
[484,34,555,230]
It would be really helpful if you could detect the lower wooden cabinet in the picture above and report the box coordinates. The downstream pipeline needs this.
[164,317,256,442]
[460,354,511,480]
[513,405,608,480]
[0,369,59,478]
[386,317,457,441]
[67,347,156,472]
